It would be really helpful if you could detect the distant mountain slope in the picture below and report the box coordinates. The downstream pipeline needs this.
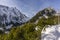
[0,5,28,29]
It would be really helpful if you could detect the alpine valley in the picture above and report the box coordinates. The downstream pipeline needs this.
[0,5,60,40]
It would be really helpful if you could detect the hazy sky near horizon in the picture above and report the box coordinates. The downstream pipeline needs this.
[0,0,60,17]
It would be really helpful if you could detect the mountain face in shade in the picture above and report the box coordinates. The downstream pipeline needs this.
[0,5,28,29]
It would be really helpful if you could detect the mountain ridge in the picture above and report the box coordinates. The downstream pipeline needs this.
[28,7,56,23]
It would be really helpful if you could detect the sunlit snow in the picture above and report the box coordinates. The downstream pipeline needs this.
[41,24,60,40]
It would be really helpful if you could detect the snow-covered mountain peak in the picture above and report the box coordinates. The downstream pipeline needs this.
[0,5,28,29]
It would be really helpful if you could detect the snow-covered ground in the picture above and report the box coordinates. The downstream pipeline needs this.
[41,24,60,40]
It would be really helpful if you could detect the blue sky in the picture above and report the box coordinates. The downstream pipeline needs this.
[0,0,60,18]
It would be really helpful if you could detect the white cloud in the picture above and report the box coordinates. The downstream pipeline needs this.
[0,0,17,7]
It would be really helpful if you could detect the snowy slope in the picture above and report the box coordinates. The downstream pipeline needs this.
[41,24,60,40]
